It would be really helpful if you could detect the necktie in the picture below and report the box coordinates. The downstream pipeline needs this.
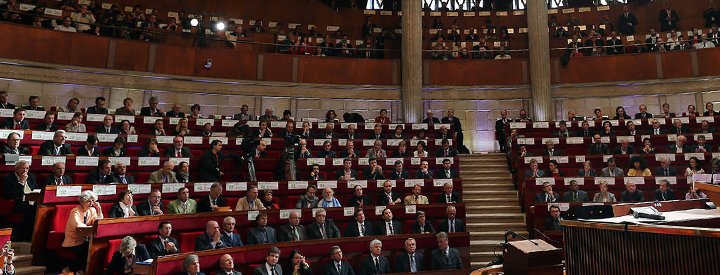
[547,194,552,202]
[120,175,127,184]
[14,122,19,129]
[410,254,416,273]
[163,175,168,183]
[665,169,669,176]
[573,191,577,201]
[375,258,380,271]
[106,128,110,134]
[387,222,394,235]
[447,195,451,203]
[176,150,181,157]
[450,220,455,232]
[271,266,276,275]
[444,250,450,264]
[57,177,63,185]
[320,224,326,239]
[387,193,392,203]
[420,225,425,232]
[415,196,419,203]
[360,223,365,236]
[337,262,342,273]
[293,227,299,241]
[55,147,61,155]
[446,170,450,178]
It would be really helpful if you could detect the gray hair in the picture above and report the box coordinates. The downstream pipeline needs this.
[119,236,137,254]
[315,208,327,216]
[183,254,199,271]
[54,129,66,137]
[436,232,449,240]
[14,160,29,169]
[369,239,382,248]
[223,216,236,224]
[78,190,98,204]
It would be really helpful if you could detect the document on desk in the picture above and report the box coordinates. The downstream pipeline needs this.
[584,209,720,224]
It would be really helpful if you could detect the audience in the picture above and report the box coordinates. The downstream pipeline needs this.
[216,254,241,275]
[655,179,676,201]
[235,185,266,211]
[307,208,341,240]
[620,182,644,203]
[254,247,282,275]
[323,246,355,275]
[592,181,617,203]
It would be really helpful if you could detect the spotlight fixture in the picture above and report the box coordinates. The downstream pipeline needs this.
[216,21,226,31]
[190,18,199,27]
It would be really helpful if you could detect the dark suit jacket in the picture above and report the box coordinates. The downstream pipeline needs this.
[39,141,72,156]
[442,116,462,131]
[612,146,635,155]
[2,119,29,129]
[495,119,508,140]
[375,220,403,235]
[669,126,690,134]
[77,146,100,157]
[1,173,37,203]
[339,149,360,158]
[391,150,411,158]
[434,147,458,157]
[86,170,116,184]
[435,169,458,179]
[344,220,375,237]
[438,192,461,203]
[176,173,191,183]
[114,174,135,184]
[654,167,678,177]
[336,169,358,180]
[634,113,653,119]
[376,192,401,206]
[102,147,126,157]
[363,168,384,180]
[620,190,645,202]
[140,107,164,116]
[247,226,277,245]
[137,200,165,216]
[416,170,433,179]
[252,263,283,275]
[95,125,120,134]
[166,111,185,118]
[348,195,370,207]
[221,231,244,247]
[535,192,560,203]
[105,244,150,275]
[359,255,391,275]
[165,146,192,158]
[423,117,440,124]
[411,221,435,234]
[389,170,409,180]
[306,220,341,240]
[655,189,677,201]
[41,175,73,187]
[394,252,424,273]
[430,247,463,270]
[86,106,108,114]
[575,129,595,138]
[277,224,308,242]
[542,149,563,156]
[35,122,57,131]
[199,151,223,181]
[108,202,138,218]
[322,260,356,275]
[667,144,691,153]
[197,195,227,212]
[587,143,609,155]
[562,190,589,202]
[317,150,337,158]
[544,217,562,231]
[618,12,638,34]
[0,145,28,155]
[577,169,596,177]
[195,232,228,251]
[438,218,466,233]
[147,236,180,258]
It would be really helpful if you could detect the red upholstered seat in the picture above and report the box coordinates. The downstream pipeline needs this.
[47,204,77,249]
[285,196,299,209]
[72,173,88,185]
[106,238,123,264]
[178,231,203,252]
[226,197,239,209]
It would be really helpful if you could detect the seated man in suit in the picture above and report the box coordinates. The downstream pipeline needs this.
[86,160,116,184]
[1,132,29,155]
[336,158,358,180]
[377,208,403,236]
[699,120,716,133]
[436,158,459,179]
[220,216,244,247]
[544,205,563,231]
[562,180,589,202]
[138,189,165,216]
[176,161,192,183]
[555,120,572,138]
[648,118,665,135]
[535,182,559,203]
[620,182,644,202]
[669,119,690,134]
[412,211,435,234]
[634,104,653,119]
[195,221,227,251]
[149,161,178,183]
[147,220,180,258]
[613,138,635,155]
[86,96,108,114]
[366,139,388,158]
[247,213,277,245]
[140,96,164,116]
[367,124,384,140]
[197,183,228,212]
[96,115,119,134]
[601,158,624,177]
[577,160,596,177]
[576,120,595,138]
[694,135,713,153]
[35,112,57,131]
[323,246,355,275]
[2,108,29,129]
[306,208,341,240]
[166,103,186,118]
[587,134,609,155]
[339,141,360,158]
[404,184,430,204]
[106,236,151,274]
[39,130,72,156]
[217,254,242,275]
[395,238,424,273]
[439,182,461,203]
[543,139,563,156]
[416,160,434,179]
[625,120,638,136]
[377,180,402,206]
[42,162,73,186]
[278,211,307,242]
[438,205,465,233]
[76,135,100,157]
[668,134,691,153]
[316,122,337,139]
[524,159,545,178]
[166,135,192,158]
[168,187,197,214]
[344,208,374,237]
[655,179,676,201]
[435,139,458,157]
[389,160,409,179]
[317,140,337,158]
[359,239,391,275]
[363,158,385,180]
[253,247,282,275]
[113,161,134,184]
[654,157,678,176]
[430,232,463,270]
[295,185,319,209]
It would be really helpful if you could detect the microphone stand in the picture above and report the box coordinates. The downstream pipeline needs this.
[507,229,538,246]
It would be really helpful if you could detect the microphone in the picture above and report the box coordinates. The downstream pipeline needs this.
[633,212,665,220]
[506,229,538,246]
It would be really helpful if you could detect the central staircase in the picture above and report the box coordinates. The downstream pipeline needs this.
[460,153,527,268]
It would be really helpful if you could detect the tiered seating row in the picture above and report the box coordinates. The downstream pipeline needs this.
[508,116,716,138]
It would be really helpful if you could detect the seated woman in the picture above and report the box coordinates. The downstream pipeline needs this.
[103,136,126,157]
[686,104,699,118]
[613,106,631,120]
[592,181,617,202]
[685,157,705,176]
[260,190,279,210]
[139,138,161,157]
[61,190,103,275]
[106,236,150,275]
[413,141,428,157]
[598,121,614,137]
[283,249,312,275]
[547,160,561,177]
[175,118,191,136]
[109,190,137,218]
[375,109,390,124]
[182,254,205,275]
[65,112,87,133]
[626,156,652,176]
[641,138,656,154]
[348,185,370,207]
[411,211,435,234]
[119,120,137,135]
[325,110,337,123]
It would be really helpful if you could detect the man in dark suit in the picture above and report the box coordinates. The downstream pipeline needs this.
[655,179,676,201]
[247,213,277,245]
[86,96,108,114]
[587,134,609,155]
[442,108,464,148]
[542,140,563,156]
[220,216,244,247]
[359,239,391,275]
[166,103,186,118]
[306,208,341,240]
[316,122,337,139]
[166,136,192,158]
[648,119,665,135]
[336,158,358,180]
[439,182,461,203]
[199,140,225,181]
[658,2,680,32]
[389,160,409,179]
[147,221,180,258]
[86,160,116,184]
[562,180,589,202]
[195,221,228,251]
[96,115,120,134]
[669,119,690,135]
[363,158,385,180]
[35,112,57,131]
[395,238,424,273]
[620,182,644,203]
[376,208,403,236]
[613,138,635,155]
[39,130,72,156]
[113,161,135,184]
[42,162,73,187]
[317,140,337,158]
[423,111,441,125]
[197,183,228,212]
[216,254,242,275]
[618,5,638,35]
[438,206,465,233]
[137,189,165,216]
[545,205,563,231]
[2,108,29,129]
[252,247,283,275]
[634,104,653,119]
[435,139,458,157]
[535,182,559,203]
[277,211,307,242]
[430,232,463,270]
[1,132,28,155]
[576,121,595,138]
[524,159,545,178]
[376,180,401,206]
[667,135,691,154]
[655,157,678,177]
[2,160,37,240]
[323,246,356,275]
[140,96,164,116]
[77,135,100,157]
[436,159,459,179]
[344,209,375,237]
[0,90,16,109]
[416,160,434,179]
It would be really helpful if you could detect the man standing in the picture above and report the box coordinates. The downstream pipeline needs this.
[618,5,638,35]
[658,2,680,32]
[199,140,225,181]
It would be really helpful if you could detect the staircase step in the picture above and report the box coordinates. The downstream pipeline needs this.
[462,184,516,191]
[466,205,520,214]
[9,242,32,254]
[461,171,513,176]
[467,222,526,232]
[13,266,45,275]
[12,254,33,268]
[460,177,513,182]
